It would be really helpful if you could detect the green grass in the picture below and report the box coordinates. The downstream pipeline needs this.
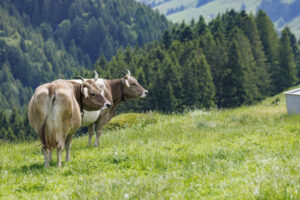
[1,91,300,199]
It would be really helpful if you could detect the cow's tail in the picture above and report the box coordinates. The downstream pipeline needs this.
[40,87,56,149]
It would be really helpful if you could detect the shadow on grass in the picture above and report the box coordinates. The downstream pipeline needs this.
[15,161,58,173]
[15,183,46,193]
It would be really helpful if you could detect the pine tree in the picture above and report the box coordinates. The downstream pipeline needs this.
[284,26,298,55]
[240,14,271,97]
[162,30,172,49]
[255,10,279,93]
[196,54,215,108]
[195,16,207,36]
[275,27,297,92]
[231,26,260,103]
[181,58,198,108]
[160,55,181,111]
[220,39,247,107]
[209,15,226,42]
[212,38,227,106]
[180,26,193,42]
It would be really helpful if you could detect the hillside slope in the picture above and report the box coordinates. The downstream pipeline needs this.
[1,91,299,199]
[0,0,170,112]
[137,0,300,38]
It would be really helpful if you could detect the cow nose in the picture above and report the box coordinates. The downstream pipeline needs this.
[141,90,148,98]
[105,103,111,108]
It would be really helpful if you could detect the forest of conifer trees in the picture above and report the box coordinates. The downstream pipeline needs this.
[0,0,299,142]
[93,10,300,113]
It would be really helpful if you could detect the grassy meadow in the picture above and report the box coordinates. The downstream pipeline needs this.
[0,92,300,199]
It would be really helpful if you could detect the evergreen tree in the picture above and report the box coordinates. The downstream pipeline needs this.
[284,26,298,55]
[196,54,215,108]
[275,27,297,92]
[240,13,271,97]
[220,39,247,107]
[162,30,172,49]
[231,26,259,103]
[195,16,207,36]
[181,58,198,108]
[255,10,279,93]
[212,38,227,106]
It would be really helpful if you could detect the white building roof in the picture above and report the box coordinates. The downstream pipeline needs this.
[284,88,300,96]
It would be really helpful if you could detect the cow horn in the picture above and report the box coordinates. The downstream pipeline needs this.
[126,69,131,77]
[74,76,86,84]
[94,70,98,81]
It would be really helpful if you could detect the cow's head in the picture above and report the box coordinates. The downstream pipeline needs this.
[78,77,111,111]
[121,70,148,100]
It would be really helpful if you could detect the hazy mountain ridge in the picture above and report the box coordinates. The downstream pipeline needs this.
[137,0,300,38]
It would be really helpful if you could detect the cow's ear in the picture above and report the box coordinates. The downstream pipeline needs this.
[125,79,130,87]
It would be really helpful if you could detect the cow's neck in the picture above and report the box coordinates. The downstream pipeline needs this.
[109,79,125,106]
[73,82,84,113]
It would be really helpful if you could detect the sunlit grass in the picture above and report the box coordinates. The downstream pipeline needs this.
[0,93,300,199]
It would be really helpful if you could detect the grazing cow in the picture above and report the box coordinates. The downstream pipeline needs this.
[28,78,111,167]
[80,70,148,147]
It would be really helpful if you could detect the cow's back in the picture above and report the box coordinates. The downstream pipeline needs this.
[29,81,81,150]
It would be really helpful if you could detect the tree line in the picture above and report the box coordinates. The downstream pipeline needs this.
[93,10,299,113]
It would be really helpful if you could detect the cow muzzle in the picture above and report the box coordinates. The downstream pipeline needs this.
[141,90,148,98]
[102,101,112,110]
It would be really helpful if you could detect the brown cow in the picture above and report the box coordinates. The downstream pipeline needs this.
[79,70,148,147]
[28,78,111,167]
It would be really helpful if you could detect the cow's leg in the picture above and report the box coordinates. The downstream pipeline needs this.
[88,124,95,146]
[94,127,103,147]
[43,148,50,168]
[56,138,65,167]
[65,134,73,162]
[56,147,63,167]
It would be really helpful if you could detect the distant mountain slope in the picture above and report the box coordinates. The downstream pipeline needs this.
[137,0,300,38]
[0,0,170,111]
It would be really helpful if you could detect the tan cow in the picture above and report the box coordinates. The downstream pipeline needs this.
[77,70,148,147]
[28,78,111,167]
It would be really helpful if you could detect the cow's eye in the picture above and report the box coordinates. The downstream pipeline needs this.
[91,92,95,96]
[132,83,136,86]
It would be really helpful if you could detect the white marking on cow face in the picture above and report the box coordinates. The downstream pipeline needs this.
[83,87,89,98]
[96,78,106,96]
[125,79,130,87]
[99,84,105,96]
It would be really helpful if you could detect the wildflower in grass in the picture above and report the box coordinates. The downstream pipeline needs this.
[124,193,129,199]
